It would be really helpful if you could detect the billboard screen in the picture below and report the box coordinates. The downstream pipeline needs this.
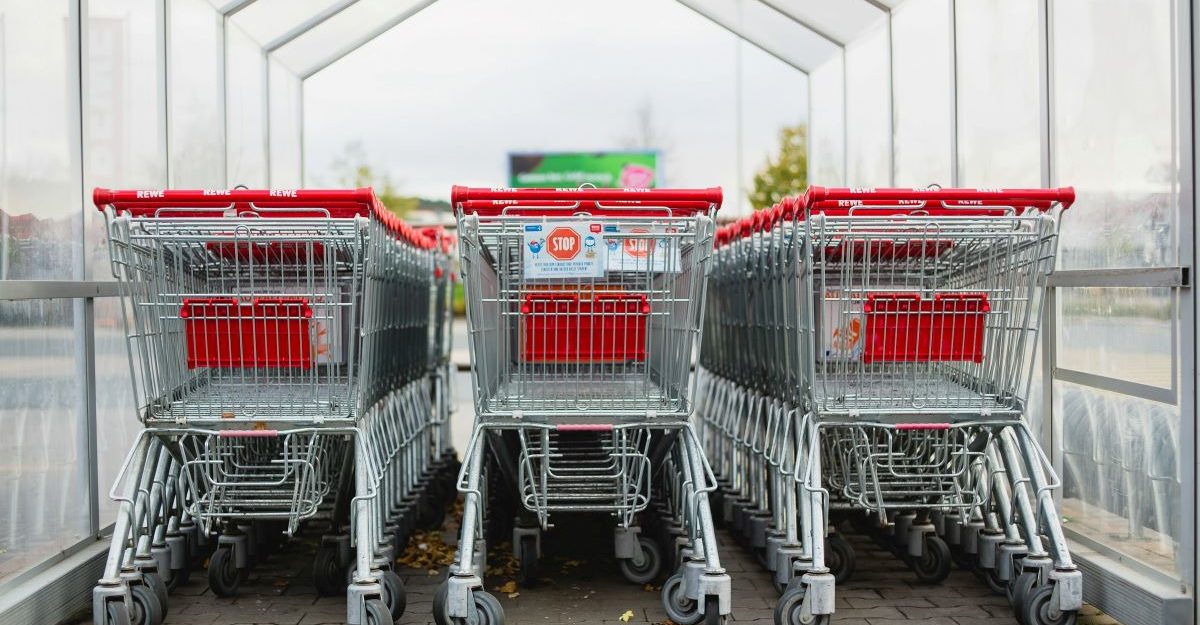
[508,151,658,188]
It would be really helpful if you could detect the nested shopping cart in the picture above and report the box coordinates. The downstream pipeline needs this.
[696,187,1082,625]
[91,188,446,625]
[441,185,731,625]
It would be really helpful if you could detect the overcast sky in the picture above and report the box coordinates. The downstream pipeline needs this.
[302,0,807,216]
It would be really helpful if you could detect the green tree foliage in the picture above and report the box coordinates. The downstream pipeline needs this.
[749,124,808,211]
[330,142,441,218]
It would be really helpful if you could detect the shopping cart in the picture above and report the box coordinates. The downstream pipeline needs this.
[440,185,731,625]
[91,188,444,625]
[697,187,1082,625]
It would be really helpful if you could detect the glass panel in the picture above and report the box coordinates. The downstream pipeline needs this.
[86,0,166,279]
[739,42,809,215]
[268,59,303,187]
[1057,287,1174,389]
[0,300,86,583]
[752,0,884,44]
[230,0,343,48]
[225,22,267,187]
[273,0,437,76]
[0,1,81,280]
[844,19,890,184]
[891,0,952,186]
[954,0,1039,187]
[808,53,845,186]
[168,0,225,186]
[1051,0,1177,269]
[94,297,140,522]
[1058,381,1181,576]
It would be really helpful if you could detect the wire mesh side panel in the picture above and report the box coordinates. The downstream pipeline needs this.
[459,215,713,419]
[106,216,366,423]
[803,214,1059,416]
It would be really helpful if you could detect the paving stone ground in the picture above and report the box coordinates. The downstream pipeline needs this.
[73,506,1118,625]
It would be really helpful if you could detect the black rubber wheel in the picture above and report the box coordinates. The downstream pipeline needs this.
[471,590,505,625]
[433,582,449,625]
[910,535,952,584]
[1021,584,1077,625]
[143,572,169,617]
[1010,571,1040,625]
[703,595,724,625]
[773,585,830,625]
[381,569,407,620]
[976,566,1007,595]
[169,565,190,591]
[312,546,347,596]
[825,535,856,584]
[129,584,164,625]
[619,536,663,584]
[207,547,241,597]
[518,535,539,587]
[363,597,393,625]
[662,574,703,625]
[105,600,132,625]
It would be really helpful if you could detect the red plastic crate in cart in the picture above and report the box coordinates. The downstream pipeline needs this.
[520,292,651,363]
[180,296,314,369]
[862,292,990,364]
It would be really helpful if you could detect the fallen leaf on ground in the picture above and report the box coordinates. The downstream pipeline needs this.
[496,580,518,594]
[508,592,520,599]
[619,610,635,622]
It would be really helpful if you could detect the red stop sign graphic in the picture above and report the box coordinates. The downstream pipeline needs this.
[623,228,654,258]
[547,227,581,261]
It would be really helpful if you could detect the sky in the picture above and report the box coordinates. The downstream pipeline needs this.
[301,0,808,216]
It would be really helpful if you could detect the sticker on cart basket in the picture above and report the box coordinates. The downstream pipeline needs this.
[818,289,864,362]
[605,225,681,273]
[523,221,607,279]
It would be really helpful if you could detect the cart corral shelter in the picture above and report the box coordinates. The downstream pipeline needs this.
[0,2,1194,625]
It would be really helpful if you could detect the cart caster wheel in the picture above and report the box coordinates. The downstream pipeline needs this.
[1010,571,1040,624]
[662,574,704,625]
[363,597,393,625]
[1021,584,1077,625]
[910,535,951,584]
[976,566,1007,595]
[703,595,725,625]
[774,584,830,625]
[518,535,539,587]
[207,547,242,597]
[130,583,164,625]
[619,536,663,584]
[466,590,505,625]
[166,565,190,592]
[104,599,132,625]
[433,582,449,625]
[950,545,975,571]
[825,535,856,584]
[142,572,169,617]
[312,546,347,596]
[381,569,407,620]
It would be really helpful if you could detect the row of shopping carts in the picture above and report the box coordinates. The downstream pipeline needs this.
[90,188,458,625]
[695,186,1084,625]
[440,186,732,625]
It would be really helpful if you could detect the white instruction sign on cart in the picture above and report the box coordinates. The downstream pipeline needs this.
[604,224,682,273]
[523,221,607,279]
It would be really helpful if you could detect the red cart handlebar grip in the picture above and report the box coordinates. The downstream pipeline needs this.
[93,187,437,250]
[802,186,1075,210]
[451,185,723,210]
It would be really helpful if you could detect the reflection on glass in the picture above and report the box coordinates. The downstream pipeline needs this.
[890,0,952,186]
[0,300,86,583]
[226,22,268,187]
[1057,287,1174,389]
[168,0,225,186]
[0,1,80,280]
[1052,0,1176,269]
[954,0,1039,187]
[845,19,889,184]
[269,60,303,187]
[1058,381,1180,576]
[809,53,845,186]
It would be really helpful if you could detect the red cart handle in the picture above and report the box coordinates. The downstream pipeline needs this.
[93,187,438,250]
[802,186,1075,211]
[452,185,722,216]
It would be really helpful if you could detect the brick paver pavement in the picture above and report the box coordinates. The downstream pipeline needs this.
[72,507,1118,625]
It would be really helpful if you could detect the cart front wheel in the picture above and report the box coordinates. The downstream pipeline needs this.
[619,536,663,585]
[1021,584,1077,625]
[104,600,132,625]
[207,547,241,597]
[773,584,829,625]
[662,574,703,625]
[130,584,164,625]
[825,535,856,584]
[381,569,407,620]
[363,598,392,625]
[910,536,952,584]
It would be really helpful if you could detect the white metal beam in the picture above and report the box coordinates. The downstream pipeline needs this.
[298,0,440,80]
[264,0,362,53]
[754,0,846,47]
[674,0,811,73]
